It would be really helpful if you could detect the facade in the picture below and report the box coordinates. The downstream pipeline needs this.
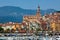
[49,11,60,32]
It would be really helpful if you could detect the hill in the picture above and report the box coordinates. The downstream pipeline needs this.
[0,6,56,23]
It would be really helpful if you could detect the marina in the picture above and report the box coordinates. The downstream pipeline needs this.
[0,36,59,40]
[0,33,60,40]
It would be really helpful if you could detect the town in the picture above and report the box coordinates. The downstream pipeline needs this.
[0,5,60,37]
[0,5,59,40]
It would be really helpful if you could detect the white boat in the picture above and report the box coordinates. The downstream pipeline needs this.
[55,36,60,40]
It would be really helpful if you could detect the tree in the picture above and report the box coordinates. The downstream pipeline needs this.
[0,27,4,33]
[11,28,15,33]
[5,28,10,33]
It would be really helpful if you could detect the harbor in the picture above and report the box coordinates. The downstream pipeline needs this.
[0,32,60,40]
[0,35,59,40]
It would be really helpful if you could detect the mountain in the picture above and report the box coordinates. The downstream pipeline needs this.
[0,6,56,23]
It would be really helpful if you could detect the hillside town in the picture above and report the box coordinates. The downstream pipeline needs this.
[0,6,60,36]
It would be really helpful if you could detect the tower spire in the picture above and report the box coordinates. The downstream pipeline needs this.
[36,5,41,17]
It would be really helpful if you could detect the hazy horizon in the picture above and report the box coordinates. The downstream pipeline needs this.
[0,0,60,10]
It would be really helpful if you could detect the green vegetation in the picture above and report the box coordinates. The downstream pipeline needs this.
[0,27,4,33]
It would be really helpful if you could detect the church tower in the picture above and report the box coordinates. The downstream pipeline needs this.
[36,5,41,17]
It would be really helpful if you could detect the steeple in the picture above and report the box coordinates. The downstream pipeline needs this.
[36,5,41,17]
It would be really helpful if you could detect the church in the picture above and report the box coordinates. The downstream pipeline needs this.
[23,5,42,24]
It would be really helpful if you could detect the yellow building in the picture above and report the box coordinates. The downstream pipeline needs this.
[56,23,60,32]
[51,12,60,32]
[12,23,22,30]
[50,20,56,32]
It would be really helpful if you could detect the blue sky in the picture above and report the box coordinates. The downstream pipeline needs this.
[0,0,60,10]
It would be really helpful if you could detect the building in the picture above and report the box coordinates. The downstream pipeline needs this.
[23,5,41,23]
[1,6,60,33]
[49,11,60,32]
[23,5,43,32]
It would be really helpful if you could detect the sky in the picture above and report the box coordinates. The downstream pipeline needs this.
[0,0,60,10]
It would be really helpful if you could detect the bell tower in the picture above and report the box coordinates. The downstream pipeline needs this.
[36,5,41,17]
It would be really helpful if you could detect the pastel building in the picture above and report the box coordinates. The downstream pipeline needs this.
[22,6,43,32]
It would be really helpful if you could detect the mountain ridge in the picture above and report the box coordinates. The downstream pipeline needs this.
[0,6,56,23]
